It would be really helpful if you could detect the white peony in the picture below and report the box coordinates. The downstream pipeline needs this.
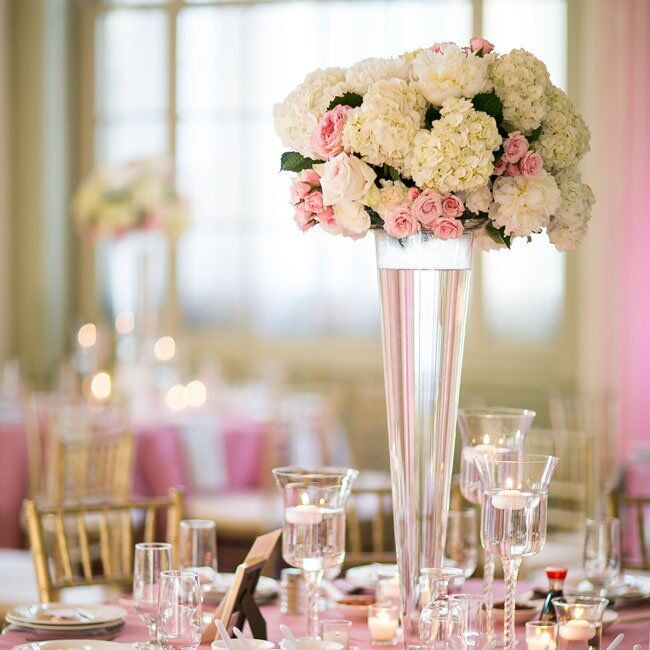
[412,43,491,106]
[345,57,411,95]
[464,184,492,214]
[273,67,348,158]
[406,97,501,192]
[316,152,377,206]
[489,169,561,238]
[546,166,594,251]
[532,85,591,171]
[333,201,371,238]
[489,49,550,133]
[342,78,425,171]
[473,226,506,252]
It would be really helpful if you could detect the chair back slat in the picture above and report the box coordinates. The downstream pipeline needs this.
[618,494,650,570]
[24,488,183,603]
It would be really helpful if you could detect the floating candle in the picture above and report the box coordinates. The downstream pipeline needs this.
[491,489,528,510]
[558,619,595,641]
[285,504,323,525]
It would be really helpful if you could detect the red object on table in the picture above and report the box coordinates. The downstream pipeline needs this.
[1,580,648,648]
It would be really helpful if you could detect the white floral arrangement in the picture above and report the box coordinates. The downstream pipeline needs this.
[73,159,189,240]
[274,38,593,251]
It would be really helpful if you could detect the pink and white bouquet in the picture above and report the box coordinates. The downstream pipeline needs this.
[73,159,189,240]
[274,39,593,251]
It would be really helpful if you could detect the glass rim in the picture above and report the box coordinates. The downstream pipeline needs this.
[272,466,359,480]
[478,452,559,466]
[135,542,172,550]
[160,569,200,578]
[458,407,536,420]
[525,620,557,628]
[448,593,484,601]
[420,566,464,578]
[179,518,216,529]
[551,595,609,606]
[585,516,620,526]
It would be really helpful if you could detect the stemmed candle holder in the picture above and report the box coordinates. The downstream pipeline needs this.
[475,453,558,650]
[458,407,535,645]
[273,466,358,639]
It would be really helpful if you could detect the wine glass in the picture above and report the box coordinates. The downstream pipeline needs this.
[583,517,621,598]
[273,466,358,639]
[133,542,173,650]
[457,407,535,644]
[157,569,202,650]
[475,453,558,650]
[179,519,219,592]
[444,509,478,584]
[418,567,464,646]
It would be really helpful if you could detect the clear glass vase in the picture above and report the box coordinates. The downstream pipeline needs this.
[375,230,473,642]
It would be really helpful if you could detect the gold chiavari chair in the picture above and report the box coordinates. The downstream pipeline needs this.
[24,487,184,604]
[345,483,395,568]
[615,494,650,571]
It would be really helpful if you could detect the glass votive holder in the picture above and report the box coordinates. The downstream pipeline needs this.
[449,593,488,648]
[322,619,352,650]
[526,621,558,650]
[368,602,399,646]
[552,596,608,650]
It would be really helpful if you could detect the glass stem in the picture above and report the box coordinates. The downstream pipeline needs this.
[502,557,522,650]
[147,621,158,645]
[483,550,495,641]
[304,569,323,638]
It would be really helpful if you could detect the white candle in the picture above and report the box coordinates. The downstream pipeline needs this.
[323,630,349,650]
[368,615,398,642]
[491,489,528,510]
[526,632,556,650]
[285,504,323,524]
[558,619,595,641]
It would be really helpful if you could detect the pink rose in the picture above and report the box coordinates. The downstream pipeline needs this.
[494,158,507,176]
[441,194,464,218]
[407,187,420,202]
[412,189,443,228]
[469,37,494,55]
[294,204,315,232]
[519,151,543,178]
[304,190,326,214]
[310,105,350,160]
[300,169,321,186]
[290,179,311,204]
[315,206,336,227]
[383,205,421,239]
[502,131,529,164]
[431,216,464,241]
[506,163,519,176]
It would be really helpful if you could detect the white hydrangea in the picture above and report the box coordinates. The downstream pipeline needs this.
[273,67,348,158]
[463,184,492,214]
[489,49,550,133]
[406,97,501,193]
[342,78,425,170]
[489,169,561,238]
[412,43,491,107]
[546,166,595,251]
[532,85,591,171]
[345,57,411,95]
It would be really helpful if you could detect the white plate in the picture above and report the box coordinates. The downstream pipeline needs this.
[333,600,371,620]
[204,574,279,599]
[491,601,541,625]
[568,573,650,601]
[9,604,127,627]
[602,609,619,630]
[13,641,128,650]
[5,614,125,632]
[345,563,397,589]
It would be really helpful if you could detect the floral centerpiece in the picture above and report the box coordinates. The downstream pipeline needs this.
[73,158,189,239]
[274,38,593,252]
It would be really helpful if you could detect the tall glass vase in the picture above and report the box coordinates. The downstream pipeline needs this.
[375,230,473,642]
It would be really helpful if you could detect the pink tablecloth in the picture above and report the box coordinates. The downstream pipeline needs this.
[1,580,649,648]
[0,418,267,548]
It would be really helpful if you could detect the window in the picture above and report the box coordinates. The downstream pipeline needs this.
[89,0,568,342]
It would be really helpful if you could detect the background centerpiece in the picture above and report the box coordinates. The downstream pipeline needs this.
[274,37,593,640]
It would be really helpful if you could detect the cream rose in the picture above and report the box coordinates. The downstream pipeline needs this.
[333,201,371,237]
[317,153,377,206]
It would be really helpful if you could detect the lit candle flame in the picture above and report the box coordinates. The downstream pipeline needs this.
[506,477,513,489]
[154,336,176,361]
[166,384,188,411]
[77,323,96,348]
[483,434,490,445]
[115,311,135,334]
[186,380,207,407]
[90,371,111,400]
[301,492,310,506]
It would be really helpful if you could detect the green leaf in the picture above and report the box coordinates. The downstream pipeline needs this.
[527,125,543,142]
[472,91,503,124]
[365,207,383,227]
[492,145,504,163]
[280,151,322,173]
[328,92,363,110]
[424,105,441,129]
[485,222,511,249]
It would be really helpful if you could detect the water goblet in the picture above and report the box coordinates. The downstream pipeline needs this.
[583,517,620,599]
[445,509,478,584]
[273,466,358,639]
[133,542,173,650]
[157,569,203,650]
[179,519,219,592]
[458,407,535,643]
[475,453,559,650]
